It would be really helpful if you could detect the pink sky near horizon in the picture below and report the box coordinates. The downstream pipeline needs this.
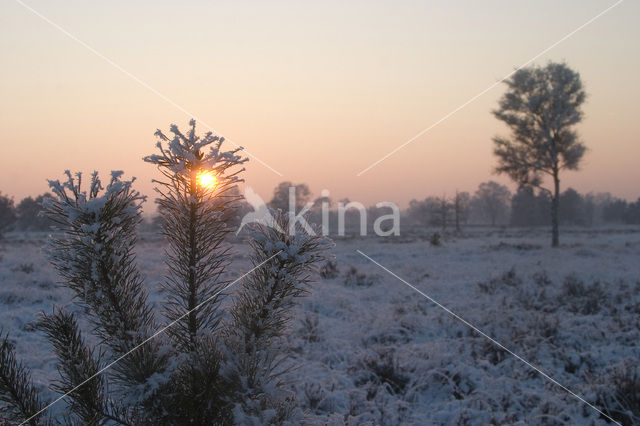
[1,0,639,211]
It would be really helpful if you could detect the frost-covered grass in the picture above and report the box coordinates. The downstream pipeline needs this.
[1,226,639,424]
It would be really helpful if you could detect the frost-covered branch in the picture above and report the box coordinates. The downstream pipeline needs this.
[36,308,133,426]
[222,212,330,423]
[42,171,169,395]
[0,335,47,425]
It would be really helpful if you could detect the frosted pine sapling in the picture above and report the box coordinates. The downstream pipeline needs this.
[143,120,246,353]
[142,120,248,422]
[0,121,329,424]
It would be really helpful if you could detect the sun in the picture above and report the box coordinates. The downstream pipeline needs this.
[197,171,218,189]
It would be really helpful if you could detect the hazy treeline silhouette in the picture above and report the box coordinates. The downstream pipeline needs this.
[1,183,638,237]
[0,192,55,236]
[406,182,640,229]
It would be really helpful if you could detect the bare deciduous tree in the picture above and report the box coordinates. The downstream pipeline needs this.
[269,182,312,213]
[0,193,16,239]
[472,181,511,226]
[453,191,471,232]
[493,62,586,246]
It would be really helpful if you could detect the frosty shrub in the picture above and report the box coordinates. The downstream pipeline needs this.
[561,275,606,315]
[301,382,327,413]
[298,312,321,343]
[430,367,476,402]
[346,346,419,425]
[343,266,376,287]
[428,232,441,247]
[11,263,35,274]
[489,241,541,251]
[532,270,552,287]
[476,267,521,294]
[562,274,586,297]
[0,121,329,425]
[353,347,410,398]
[319,259,339,279]
[594,360,640,426]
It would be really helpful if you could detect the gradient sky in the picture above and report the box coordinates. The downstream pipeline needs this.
[1,0,638,210]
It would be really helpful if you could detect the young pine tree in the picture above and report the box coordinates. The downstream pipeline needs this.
[0,121,329,425]
[142,120,248,422]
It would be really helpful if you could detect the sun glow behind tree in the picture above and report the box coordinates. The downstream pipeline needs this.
[197,170,218,190]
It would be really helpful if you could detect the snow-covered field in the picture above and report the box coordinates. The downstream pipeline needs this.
[1,227,639,425]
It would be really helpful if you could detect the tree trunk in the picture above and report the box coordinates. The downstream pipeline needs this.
[454,193,461,232]
[551,174,560,247]
[187,171,199,350]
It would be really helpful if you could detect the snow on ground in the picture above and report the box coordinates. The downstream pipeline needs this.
[1,226,639,425]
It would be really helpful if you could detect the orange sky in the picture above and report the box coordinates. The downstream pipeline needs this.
[1,0,638,209]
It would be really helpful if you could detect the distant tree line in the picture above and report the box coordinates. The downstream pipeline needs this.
[406,181,511,229]
[1,183,638,238]
[512,187,640,227]
[263,181,640,232]
[405,181,640,229]
[0,192,55,237]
